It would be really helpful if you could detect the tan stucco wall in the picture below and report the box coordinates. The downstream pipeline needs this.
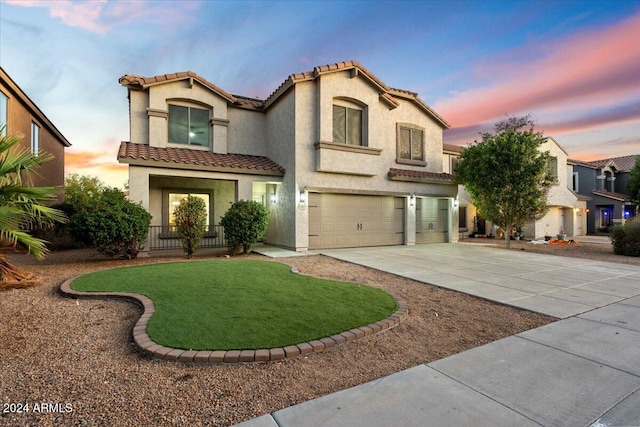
[0,84,65,192]
[227,108,267,156]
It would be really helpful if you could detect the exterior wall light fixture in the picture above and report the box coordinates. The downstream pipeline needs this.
[410,193,416,207]
[270,191,277,204]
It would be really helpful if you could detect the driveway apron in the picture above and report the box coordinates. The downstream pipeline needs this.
[235,243,640,427]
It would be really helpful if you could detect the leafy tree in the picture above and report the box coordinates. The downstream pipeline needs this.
[0,127,66,285]
[64,173,106,212]
[628,156,640,213]
[68,188,151,259]
[174,195,207,259]
[220,200,268,255]
[455,116,552,248]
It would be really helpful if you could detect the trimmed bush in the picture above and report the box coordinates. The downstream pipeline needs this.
[174,195,207,259]
[68,188,152,259]
[220,200,268,255]
[610,217,640,257]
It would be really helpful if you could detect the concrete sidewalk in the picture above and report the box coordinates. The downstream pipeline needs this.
[235,244,640,427]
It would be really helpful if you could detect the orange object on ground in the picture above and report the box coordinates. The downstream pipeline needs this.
[549,239,578,245]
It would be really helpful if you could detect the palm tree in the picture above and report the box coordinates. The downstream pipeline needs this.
[0,126,66,286]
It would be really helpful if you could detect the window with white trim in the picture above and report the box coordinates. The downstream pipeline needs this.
[168,104,210,146]
[31,121,39,154]
[397,123,425,165]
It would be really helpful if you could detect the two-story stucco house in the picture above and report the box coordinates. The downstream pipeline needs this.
[117,61,458,252]
[569,155,638,234]
[0,67,70,193]
[445,137,587,240]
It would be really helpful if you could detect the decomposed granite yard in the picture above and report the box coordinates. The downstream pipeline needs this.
[5,241,626,426]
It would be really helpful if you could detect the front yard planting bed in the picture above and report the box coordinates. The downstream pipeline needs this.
[70,260,397,350]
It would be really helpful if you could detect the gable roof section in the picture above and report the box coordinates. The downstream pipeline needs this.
[388,168,455,184]
[264,61,450,129]
[117,142,284,176]
[119,61,449,127]
[119,71,241,105]
[0,67,71,147]
[586,154,638,172]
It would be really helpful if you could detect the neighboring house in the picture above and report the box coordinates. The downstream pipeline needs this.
[569,155,638,234]
[444,138,587,239]
[0,67,70,192]
[118,61,458,252]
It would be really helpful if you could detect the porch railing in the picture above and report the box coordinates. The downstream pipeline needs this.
[148,225,226,250]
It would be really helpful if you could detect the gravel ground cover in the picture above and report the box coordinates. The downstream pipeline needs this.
[3,241,618,427]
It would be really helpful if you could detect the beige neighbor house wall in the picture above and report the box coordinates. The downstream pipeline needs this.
[531,138,586,239]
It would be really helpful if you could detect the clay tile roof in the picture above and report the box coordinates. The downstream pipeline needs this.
[119,71,237,103]
[117,142,284,175]
[388,168,455,182]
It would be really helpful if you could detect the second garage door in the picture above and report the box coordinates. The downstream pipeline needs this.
[308,193,405,249]
[416,198,449,243]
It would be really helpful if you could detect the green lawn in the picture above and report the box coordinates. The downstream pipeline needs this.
[71,260,397,351]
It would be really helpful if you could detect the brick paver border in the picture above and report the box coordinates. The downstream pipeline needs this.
[59,268,408,364]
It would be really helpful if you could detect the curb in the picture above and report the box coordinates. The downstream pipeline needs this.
[59,271,408,365]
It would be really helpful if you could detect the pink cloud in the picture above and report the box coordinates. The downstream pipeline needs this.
[6,0,201,35]
[434,11,640,129]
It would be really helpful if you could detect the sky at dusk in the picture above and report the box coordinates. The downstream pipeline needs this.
[1,0,639,188]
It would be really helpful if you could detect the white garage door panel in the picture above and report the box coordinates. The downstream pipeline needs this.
[309,194,404,249]
[416,198,449,244]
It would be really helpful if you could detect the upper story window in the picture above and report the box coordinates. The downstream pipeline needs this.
[333,103,363,146]
[397,123,425,166]
[572,172,579,192]
[547,157,558,183]
[31,121,39,154]
[0,91,7,136]
[168,104,210,147]
[451,156,460,175]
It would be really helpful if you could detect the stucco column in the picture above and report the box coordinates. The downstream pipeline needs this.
[450,198,459,243]
[405,195,416,245]
[128,167,150,256]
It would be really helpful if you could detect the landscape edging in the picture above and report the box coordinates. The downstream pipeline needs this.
[59,269,408,364]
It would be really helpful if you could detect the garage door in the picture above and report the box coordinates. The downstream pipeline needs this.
[416,198,449,243]
[308,194,405,249]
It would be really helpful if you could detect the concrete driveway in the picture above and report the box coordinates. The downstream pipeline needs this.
[239,243,640,427]
[319,243,640,318]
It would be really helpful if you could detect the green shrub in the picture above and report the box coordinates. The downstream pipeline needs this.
[220,200,268,255]
[174,195,207,259]
[610,217,640,257]
[68,188,152,259]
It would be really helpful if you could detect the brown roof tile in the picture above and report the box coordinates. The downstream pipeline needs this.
[117,142,284,175]
[119,71,238,104]
[388,168,455,182]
